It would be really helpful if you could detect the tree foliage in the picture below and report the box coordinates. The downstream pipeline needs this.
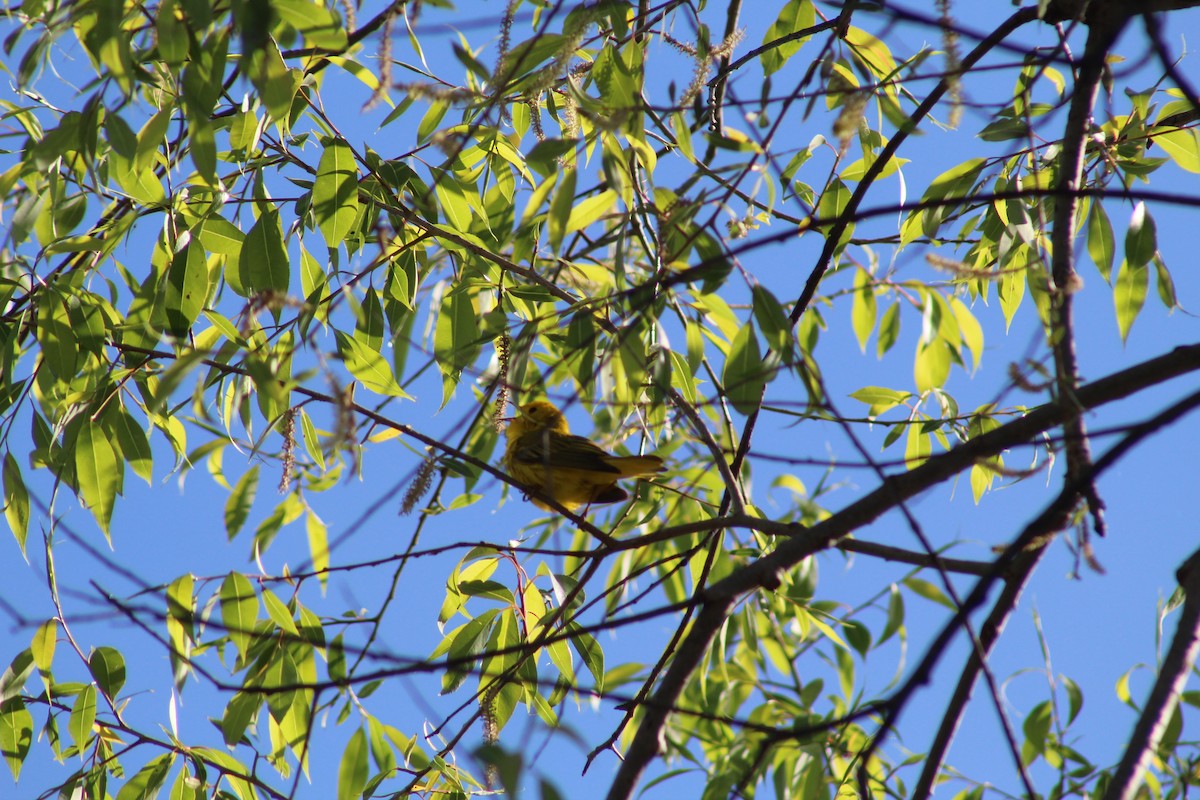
[3,1,1200,799]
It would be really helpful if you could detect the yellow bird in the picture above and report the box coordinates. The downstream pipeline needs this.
[503,400,665,512]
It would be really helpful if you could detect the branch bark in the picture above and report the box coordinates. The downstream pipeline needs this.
[605,342,1200,800]
[1103,548,1200,800]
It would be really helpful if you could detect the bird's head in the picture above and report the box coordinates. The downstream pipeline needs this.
[505,400,570,439]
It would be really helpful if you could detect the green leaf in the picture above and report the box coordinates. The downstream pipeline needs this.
[1113,259,1148,343]
[194,215,245,255]
[723,322,767,416]
[314,137,360,246]
[434,288,481,375]
[75,425,119,537]
[565,189,617,233]
[1154,254,1178,310]
[902,576,956,609]
[221,690,262,748]
[914,339,950,394]
[907,158,986,245]
[2,453,30,555]
[88,647,125,702]
[335,330,412,398]
[0,649,35,704]
[107,410,152,485]
[949,297,984,371]
[300,410,326,471]
[155,0,189,65]
[241,206,290,295]
[273,0,349,50]
[760,0,815,75]
[166,574,194,690]
[224,466,259,540]
[1155,127,1200,173]
[220,572,259,660]
[752,285,792,357]
[592,42,638,111]
[248,38,298,125]
[433,170,473,230]
[114,753,173,800]
[261,589,298,635]
[306,511,330,589]
[848,386,911,417]
[355,286,386,352]
[163,240,209,336]
[0,697,33,780]
[878,584,905,645]
[998,265,1025,331]
[851,268,876,351]
[440,611,498,694]
[877,301,900,357]
[338,728,369,800]
[904,422,930,469]
[68,684,97,752]
[1023,700,1052,757]
[31,620,56,674]
[548,167,577,254]
[1087,201,1114,283]
[35,291,76,381]
[526,139,576,178]
[1124,202,1157,268]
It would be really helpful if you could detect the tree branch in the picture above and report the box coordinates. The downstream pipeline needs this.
[1103,548,1200,800]
[605,342,1200,800]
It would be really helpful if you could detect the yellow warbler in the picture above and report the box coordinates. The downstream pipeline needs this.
[503,400,665,511]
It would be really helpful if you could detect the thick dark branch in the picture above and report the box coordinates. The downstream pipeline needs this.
[1103,549,1200,800]
[605,342,1200,800]
[857,385,1200,794]
[911,547,1048,800]
[1047,6,1127,546]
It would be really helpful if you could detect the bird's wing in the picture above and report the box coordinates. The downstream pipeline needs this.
[512,430,622,474]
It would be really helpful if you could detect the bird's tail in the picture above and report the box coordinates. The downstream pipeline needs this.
[604,455,665,478]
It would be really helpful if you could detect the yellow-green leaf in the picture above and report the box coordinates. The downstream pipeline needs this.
[948,296,983,372]
[31,620,56,674]
[0,695,32,780]
[314,137,360,246]
[220,572,258,660]
[849,386,912,417]
[68,684,96,752]
[1087,201,1115,283]
[851,268,876,351]
[338,728,368,800]
[2,453,30,555]
[241,207,290,295]
[273,0,349,50]
[88,647,125,702]
[306,511,330,590]
[548,167,577,254]
[225,466,259,540]
[565,189,617,233]
[1155,128,1200,174]
[760,0,815,75]
[163,240,209,335]
[1124,202,1157,268]
[335,331,411,398]
[75,426,119,537]
[1114,259,1148,343]
[723,322,767,416]
[248,38,298,125]
[904,421,931,469]
[914,339,950,394]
